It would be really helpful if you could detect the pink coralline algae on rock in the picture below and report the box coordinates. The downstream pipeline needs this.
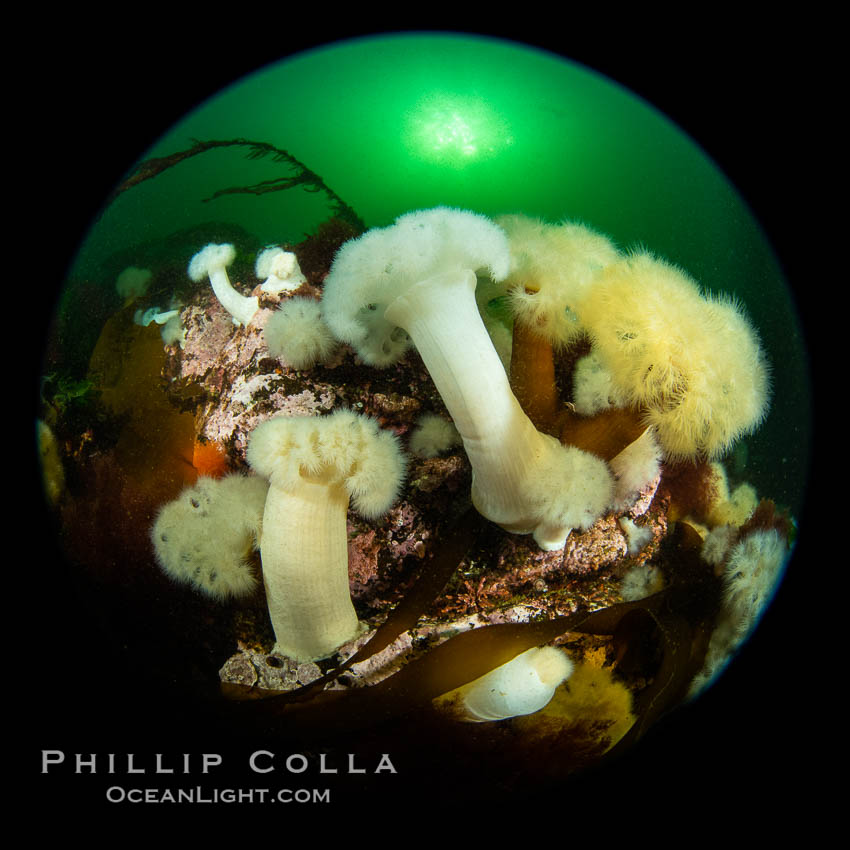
[166,287,339,462]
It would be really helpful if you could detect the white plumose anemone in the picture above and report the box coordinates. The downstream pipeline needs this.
[246,410,406,661]
[690,527,789,697]
[150,474,268,600]
[264,296,337,369]
[255,246,307,293]
[576,251,770,460]
[188,243,259,327]
[408,413,460,458]
[495,214,620,347]
[116,266,153,303]
[322,207,614,550]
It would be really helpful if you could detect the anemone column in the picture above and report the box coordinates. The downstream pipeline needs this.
[259,470,360,662]
[384,268,561,540]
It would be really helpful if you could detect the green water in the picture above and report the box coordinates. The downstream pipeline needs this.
[64,31,809,513]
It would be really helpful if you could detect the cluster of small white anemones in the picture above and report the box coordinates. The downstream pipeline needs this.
[187,243,308,326]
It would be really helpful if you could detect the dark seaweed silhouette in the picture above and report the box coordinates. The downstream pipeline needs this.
[108,138,365,231]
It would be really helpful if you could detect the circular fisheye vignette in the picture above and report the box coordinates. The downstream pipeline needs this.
[38,31,808,789]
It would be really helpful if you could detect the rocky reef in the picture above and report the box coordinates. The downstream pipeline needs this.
[40,210,792,797]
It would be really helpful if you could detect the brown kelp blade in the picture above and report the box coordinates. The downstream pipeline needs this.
[232,522,720,762]
[509,317,561,436]
[238,588,707,736]
[559,406,648,462]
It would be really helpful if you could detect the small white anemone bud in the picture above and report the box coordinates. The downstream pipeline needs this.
[618,517,655,557]
[264,296,337,369]
[437,645,574,722]
[609,428,662,510]
[256,246,307,293]
[620,561,664,601]
[116,266,152,303]
[408,413,461,458]
[572,350,628,415]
